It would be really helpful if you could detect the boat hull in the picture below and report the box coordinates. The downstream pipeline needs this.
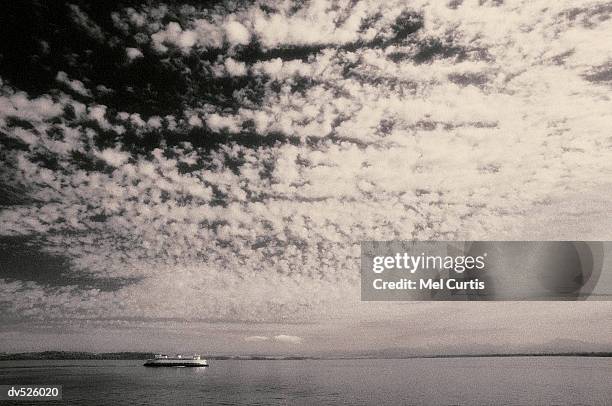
[144,358,208,368]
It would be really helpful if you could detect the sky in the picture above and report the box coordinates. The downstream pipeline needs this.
[0,0,611,355]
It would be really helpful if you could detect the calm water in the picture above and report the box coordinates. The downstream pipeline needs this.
[0,358,610,405]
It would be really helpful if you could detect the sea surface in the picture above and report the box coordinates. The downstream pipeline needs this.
[0,357,610,405]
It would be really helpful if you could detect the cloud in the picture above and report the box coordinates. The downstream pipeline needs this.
[151,21,197,53]
[0,91,64,123]
[244,336,270,342]
[224,58,248,77]
[87,104,110,128]
[224,20,251,46]
[245,335,303,344]
[274,335,303,344]
[68,4,105,42]
[126,47,144,61]
[205,113,242,133]
[55,71,91,97]
[145,0,400,54]
[96,148,130,167]
[187,114,203,127]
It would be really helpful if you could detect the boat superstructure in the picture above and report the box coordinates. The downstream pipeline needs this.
[143,354,209,367]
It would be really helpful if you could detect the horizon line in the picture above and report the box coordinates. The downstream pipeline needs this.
[1,351,611,361]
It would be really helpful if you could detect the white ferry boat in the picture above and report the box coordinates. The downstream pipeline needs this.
[143,354,208,367]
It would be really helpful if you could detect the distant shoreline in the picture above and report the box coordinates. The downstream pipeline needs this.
[0,351,610,361]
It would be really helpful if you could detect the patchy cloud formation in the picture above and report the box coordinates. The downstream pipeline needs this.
[1,1,611,352]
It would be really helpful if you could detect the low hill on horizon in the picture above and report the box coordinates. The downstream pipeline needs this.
[1,350,610,361]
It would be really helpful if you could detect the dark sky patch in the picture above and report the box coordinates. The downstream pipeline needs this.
[583,63,612,83]
[0,235,139,291]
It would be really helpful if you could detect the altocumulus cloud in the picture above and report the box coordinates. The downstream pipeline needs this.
[0,0,612,330]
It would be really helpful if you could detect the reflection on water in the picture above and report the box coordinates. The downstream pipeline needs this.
[0,358,610,405]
